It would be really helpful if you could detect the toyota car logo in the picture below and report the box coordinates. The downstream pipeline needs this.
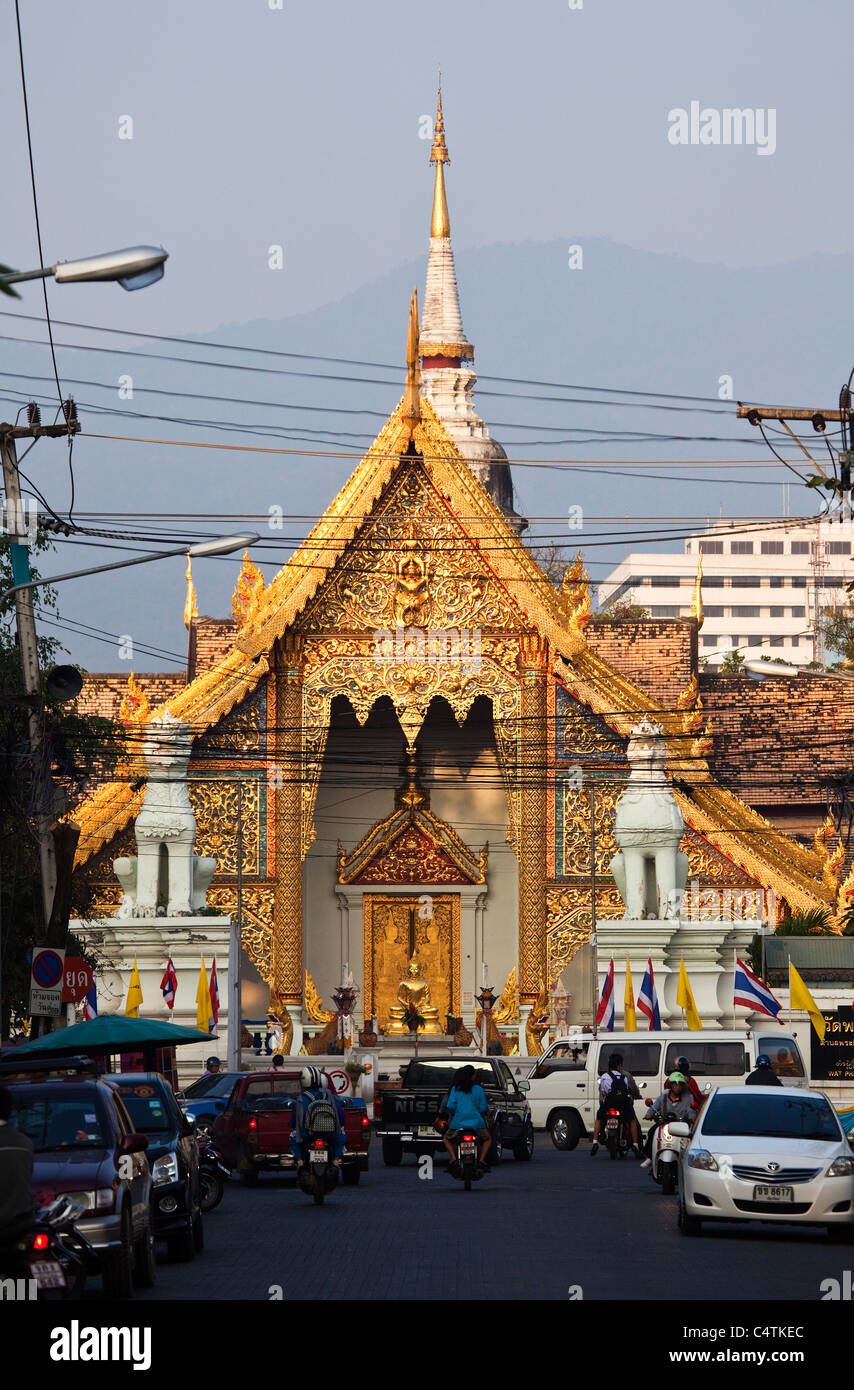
[767,1162,780,1172]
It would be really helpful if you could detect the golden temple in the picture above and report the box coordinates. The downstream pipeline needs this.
[70,87,841,1048]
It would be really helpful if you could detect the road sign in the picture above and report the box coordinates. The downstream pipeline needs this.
[30,947,66,1017]
[61,957,93,1003]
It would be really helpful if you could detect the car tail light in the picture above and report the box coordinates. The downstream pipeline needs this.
[361,1115,369,1128]
[248,1117,257,1130]
[32,1233,49,1251]
[374,1094,383,1122]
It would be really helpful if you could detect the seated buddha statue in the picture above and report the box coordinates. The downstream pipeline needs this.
[386,956,444,1036]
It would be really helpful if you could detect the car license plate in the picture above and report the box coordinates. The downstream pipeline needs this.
[418,1125,435,1136]
[310,1153,328,1166]
[753,1184,793,1202]
[32,1260,66,1289]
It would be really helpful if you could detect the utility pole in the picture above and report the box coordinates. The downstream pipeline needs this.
[1,411,80,1033]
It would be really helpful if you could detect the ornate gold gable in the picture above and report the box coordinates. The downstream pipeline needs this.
[337,758,486,886]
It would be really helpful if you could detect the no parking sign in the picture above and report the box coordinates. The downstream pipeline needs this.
[30,947,66,1017]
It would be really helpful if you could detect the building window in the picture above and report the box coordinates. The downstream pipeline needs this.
[791,541,811,555]
[790,636,800,646]
[730,576,757,587]
[651,576,681,588]
[731,542,754,555]
[704,606,724,617]
[702,635,718,648]
[769,606,785,618]
[651,605,681,617]
[761,541,784,555]
[827,542,851,555]
[790,606,805,618]
[699,540,724,554]
[769,636,784,647]
[731,606,760,617]
[791,576,807,588]
[770,575,785,588]
[704,576,725,588]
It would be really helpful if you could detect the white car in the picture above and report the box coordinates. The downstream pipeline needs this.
[674,1086,854,1241]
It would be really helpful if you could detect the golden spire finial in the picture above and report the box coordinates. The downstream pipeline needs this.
[231,549,266,626]
[690,549,704,629]
[183,554,198,630]
[402,286,421,433]
[119,671,150,726]
[429,81,451,238]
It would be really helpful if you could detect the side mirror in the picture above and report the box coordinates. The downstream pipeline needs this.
[121,1133,148,1155]
[668,1122,691,1138]
[184,1116,197,1133]
[640,1081,647,1090]
[398,1065,408,1078]
[517,1080,530,1093]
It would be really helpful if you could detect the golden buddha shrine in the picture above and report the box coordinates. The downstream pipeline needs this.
[70,89,844,1051]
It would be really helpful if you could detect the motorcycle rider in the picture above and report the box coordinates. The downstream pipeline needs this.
[640,1070,696,1168]
[673,1055,703,1105]
[442,1064,492,1175]
[745,1053,782,1087]
[590,1052,642,1157]
[289,1065,346,1168]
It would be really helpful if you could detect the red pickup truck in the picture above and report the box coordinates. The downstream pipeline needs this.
[212,1070,371,1186]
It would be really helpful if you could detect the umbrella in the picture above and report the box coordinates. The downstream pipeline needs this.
[7,1015,217,1062]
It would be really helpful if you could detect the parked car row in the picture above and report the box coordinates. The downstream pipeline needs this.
[1,1057,213,1300]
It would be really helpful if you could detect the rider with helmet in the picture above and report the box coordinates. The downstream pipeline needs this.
[203,1057,221,1076]
[673,1055,702,1105]
[746,1053,782,1086]
[289,1065,347,1166]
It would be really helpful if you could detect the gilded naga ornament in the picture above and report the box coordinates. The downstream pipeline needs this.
[232,550,266,626]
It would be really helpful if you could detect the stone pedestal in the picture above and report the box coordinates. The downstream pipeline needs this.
[73,914,237,1078]
[596,918,765,1031]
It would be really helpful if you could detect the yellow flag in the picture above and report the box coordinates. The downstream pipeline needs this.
[196,958,213,1034]
[125,957,143,1017]
[624,960,637,1031]
[676,957,702,1030]
[789,960,825,1042]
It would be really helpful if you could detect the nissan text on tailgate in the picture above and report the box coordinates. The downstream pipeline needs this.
[212,1071,370,1186]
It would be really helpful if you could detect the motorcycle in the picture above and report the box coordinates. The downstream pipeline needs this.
[645,1105,682,1194]
[198,1136,230,1212]
[453,1130,486,1191]
[604,1106,632,1160]
[0,1196,91,1300]
[296,1101,341,1205]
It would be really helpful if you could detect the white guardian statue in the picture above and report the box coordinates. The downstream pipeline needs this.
[609,717,688,920]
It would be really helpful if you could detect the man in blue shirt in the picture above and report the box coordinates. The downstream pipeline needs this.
[289,1066,346,1165]
[441,1064,491,1173]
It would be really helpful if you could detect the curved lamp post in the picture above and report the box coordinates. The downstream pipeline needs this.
[1,245,168,293]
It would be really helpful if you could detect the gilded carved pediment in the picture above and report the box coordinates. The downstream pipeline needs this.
[337,760,487,886]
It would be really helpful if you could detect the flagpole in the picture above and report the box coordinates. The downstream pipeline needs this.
[590,777,598,1037]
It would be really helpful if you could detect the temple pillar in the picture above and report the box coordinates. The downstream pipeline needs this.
[517,633,549,1005]
[273,632,305,1040]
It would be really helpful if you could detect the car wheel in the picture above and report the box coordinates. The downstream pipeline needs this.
[132,1214,157,1288]
[513,1124,534,1161]
[827,1224,854,1244]
[489,1126,503,1164]
[549,1110,581,1151]
[102,1207,134,1300]
[167,1220,196,1263]
[192,1209,204,1253]
[341,1164,361,1186]
[678,1192,702,1237]
[382,1138,403,1166]
[199,1169,224,1211]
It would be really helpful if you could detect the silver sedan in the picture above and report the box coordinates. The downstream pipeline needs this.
[673,1086,854,1241]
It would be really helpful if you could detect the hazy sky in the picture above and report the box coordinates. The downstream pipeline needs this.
[1,0,850,337]
[1,0,852,674]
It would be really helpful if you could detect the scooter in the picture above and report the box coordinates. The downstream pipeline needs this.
[0,1196,91,1300]
[198,1136,231,1212]
[645,1105,682,1194]
[295,1101,341,1205]
[452,1130,485,1191]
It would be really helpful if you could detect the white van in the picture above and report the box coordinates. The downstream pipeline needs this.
[522,1030,808,1150]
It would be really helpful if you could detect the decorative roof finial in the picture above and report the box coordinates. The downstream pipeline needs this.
[183,554,198,630]
[690,550,704,629]
[402,286,421,433]
[120,671,150,727]
[430,80,451,238]
[232,549,266,626]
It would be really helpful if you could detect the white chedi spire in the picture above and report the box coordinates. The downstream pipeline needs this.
[419,85,526,534]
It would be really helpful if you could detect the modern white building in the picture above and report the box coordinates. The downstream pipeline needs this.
[598,518,854,666]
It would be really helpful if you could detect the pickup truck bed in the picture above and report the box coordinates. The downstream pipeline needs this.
[375,1056,533,1165]
[212,1071,371,1186]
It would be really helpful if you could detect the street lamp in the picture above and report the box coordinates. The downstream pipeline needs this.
[1,246,169,293]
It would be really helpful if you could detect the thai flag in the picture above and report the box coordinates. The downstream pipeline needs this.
[209,957,220,1029]
[83,980,97,1021]
[160,958,178,1011]
[637,958,661,1031]
[734,957,783,1023]
[595,958,615,1031]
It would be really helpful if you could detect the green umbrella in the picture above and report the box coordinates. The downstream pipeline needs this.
[8,1015,217,1059]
